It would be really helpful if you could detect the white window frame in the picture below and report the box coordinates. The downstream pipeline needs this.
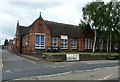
[71,39,77,49]
[61,39,68,49]
[51,37,58,47]
[35,33,45,49]
[85,38,93,49]
[61,35,68,49]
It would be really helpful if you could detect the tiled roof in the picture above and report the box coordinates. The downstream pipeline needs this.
[17,17,91,38]
[18,26,29,36]
[45,20,81,38]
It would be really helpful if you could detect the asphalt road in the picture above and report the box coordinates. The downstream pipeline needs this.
[2,50,119,81]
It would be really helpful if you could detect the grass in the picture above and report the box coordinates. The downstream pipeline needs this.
[43,52,119,56]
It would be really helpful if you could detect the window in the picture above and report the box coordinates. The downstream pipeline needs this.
[35,34,45,49]
[71,39,77,49]
[99,39,103,49]
[85,39,87,49]
[87,39,90,49]
[51,37,58,46]
[61,39,68,49]
[85,38,93,49]
[61,35,68,49]
[90,39,93,49]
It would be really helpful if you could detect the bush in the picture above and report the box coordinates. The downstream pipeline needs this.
[65,49,73,52]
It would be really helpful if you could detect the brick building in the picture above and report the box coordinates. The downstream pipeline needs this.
[7,38,16,52]
[9,14,94,54]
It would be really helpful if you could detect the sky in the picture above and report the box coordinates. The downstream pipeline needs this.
[0,0,119,45]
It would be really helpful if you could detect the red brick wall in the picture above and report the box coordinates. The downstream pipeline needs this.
[14,18,94,54]
[68,38,71,50]
[22,19,51,54]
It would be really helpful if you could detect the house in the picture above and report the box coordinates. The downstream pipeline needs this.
[7,38,16,52]
[9,13,94,54]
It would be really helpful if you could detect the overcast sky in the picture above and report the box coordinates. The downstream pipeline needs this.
[0,0,118,45]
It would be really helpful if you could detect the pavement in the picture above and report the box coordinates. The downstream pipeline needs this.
[12,66,119,80]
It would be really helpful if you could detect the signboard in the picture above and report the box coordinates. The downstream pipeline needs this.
[61,35,68,39]
[66,54,79,61]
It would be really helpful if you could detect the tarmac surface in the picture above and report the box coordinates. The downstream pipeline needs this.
[1,49,119,81]
[12,66,119,80]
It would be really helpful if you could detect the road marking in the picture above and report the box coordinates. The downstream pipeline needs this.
[0,60,3,69]
[93,68,101,71]
[103,74,113,80]
[86,60,118,64]
[11,54,37,64]
[97,74,113,80]
[8,52,38,64]
[50,66,57,68]
[20,57,37,64]
[4,70,12,73]
[50,65,65,68]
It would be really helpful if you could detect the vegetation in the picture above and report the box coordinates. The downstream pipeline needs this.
[43,52,119,56]
[81,1,120,53]
[4,39,8,46]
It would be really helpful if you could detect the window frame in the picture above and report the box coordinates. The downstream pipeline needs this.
[51,37,58,47]
[85,38,93,49]
[35,33,45,49]
[71,39,77,49]
[61,39,68,49]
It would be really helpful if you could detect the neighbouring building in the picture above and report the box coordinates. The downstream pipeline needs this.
[8,14,95,54]
[7,38,16,52]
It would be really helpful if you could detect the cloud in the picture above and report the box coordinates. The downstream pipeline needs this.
[0,0,119,45]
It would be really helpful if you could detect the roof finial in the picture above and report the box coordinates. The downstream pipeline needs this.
[39,12,43,20]
[17,20,19,26]
[39,12,41,18]
[17,20,19,23]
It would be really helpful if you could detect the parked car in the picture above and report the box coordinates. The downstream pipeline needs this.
[47,46,60,52]
[107,55,120,60]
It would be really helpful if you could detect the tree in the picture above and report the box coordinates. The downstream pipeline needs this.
[82,1,120,53]
[82,1,105,52]
[102,1,120,52]
[4,39,8,46]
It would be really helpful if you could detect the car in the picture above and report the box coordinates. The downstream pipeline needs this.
[47,46,60,52]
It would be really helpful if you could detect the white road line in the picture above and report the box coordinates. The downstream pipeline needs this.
[85,70,92,72]
[93,68,101,71]
[0,60,3,69]
[97,74,113,80]
[103,74,113,80]
[86,60,118,64]
[50,66,65,68]
[15,55,37,64]
[50,66,57,68]
[4,70,12,73]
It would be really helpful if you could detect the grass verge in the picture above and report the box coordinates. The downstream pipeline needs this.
[43,52,119,56]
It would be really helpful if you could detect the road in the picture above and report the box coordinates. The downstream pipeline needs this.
[1,50,119,81]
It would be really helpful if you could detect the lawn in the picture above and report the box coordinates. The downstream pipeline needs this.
[43,52,119,56]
